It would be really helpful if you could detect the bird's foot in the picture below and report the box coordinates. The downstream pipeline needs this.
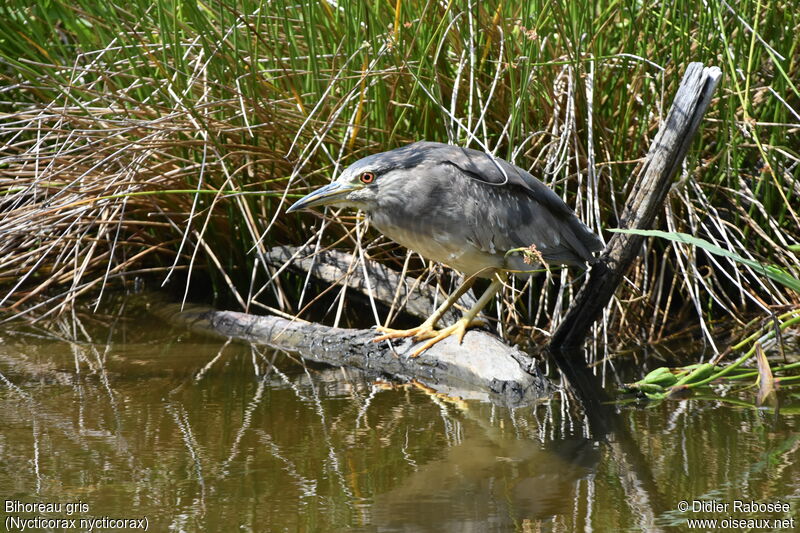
[373,321,439,342]
[374,317,485,358]
[407,317,486,357]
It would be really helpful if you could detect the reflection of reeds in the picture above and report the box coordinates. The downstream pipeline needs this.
[1,1,798,350]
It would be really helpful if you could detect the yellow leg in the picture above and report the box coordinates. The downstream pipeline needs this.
[375,271,508,358]
[374,275,478,342]
[407,272,506,357]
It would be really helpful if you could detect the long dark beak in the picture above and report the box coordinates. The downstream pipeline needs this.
[286,182,358,213]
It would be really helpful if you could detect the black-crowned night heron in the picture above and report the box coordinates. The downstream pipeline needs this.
[287,141,603,356]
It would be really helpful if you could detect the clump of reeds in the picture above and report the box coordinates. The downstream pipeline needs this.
[0,1,798,358]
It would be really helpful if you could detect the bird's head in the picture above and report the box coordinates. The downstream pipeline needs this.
[285,155,391,214]
[286,143,438,215]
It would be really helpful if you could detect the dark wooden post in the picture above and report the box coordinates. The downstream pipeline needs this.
[550,63,722,350]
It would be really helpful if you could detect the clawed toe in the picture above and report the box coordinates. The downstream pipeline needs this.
[408,318,485,357]
[373,323,437,343]
[374,318,486,358]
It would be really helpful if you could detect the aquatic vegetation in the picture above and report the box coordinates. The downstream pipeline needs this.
[625,308,800,401]
[624,355,800,404]
[615,229,799,400]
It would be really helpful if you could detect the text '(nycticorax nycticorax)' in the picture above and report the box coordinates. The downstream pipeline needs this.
[287,141,603,356]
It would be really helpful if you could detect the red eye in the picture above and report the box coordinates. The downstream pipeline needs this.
[360,172,375,184]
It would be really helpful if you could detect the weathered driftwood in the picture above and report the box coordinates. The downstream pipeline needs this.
[161,303,551,407]
[550,63,722,350]
[266,245,476,325]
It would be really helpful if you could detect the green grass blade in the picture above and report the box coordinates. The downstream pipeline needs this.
[610,228,800,294]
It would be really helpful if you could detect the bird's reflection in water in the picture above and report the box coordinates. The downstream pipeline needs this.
[359,387,600,532]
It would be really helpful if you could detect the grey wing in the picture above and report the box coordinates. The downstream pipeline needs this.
[444,145,603,264]
[462,181,594,267]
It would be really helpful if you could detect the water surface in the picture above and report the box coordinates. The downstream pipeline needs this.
[0,300,797,531]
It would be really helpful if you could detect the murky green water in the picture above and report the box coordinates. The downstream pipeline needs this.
[0,300,797,532]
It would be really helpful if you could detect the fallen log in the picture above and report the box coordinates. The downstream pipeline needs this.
[265,244,476,325]
[159,303,551,407]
